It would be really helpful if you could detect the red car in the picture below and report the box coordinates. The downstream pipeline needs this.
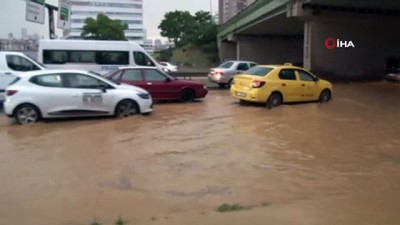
[106,67,208,102]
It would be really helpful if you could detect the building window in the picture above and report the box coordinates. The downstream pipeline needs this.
[69,1,142,8]
[71,19,142,25]
[71,11,142,17]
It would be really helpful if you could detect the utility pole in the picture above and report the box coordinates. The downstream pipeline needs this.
[45,3,58,39]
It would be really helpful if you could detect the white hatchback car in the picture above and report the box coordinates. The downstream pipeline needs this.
[159,62,178,72]
[3,70,153,124]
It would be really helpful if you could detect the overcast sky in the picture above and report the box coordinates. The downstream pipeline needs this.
[0,0,218,40]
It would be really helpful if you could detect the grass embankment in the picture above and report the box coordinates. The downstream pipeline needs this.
[153,45,219,71]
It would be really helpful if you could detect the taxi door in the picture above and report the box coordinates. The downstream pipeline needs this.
[296,70,319,101]
[277,69,302,102]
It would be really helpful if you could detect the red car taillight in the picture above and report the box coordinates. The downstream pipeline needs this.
[6,90,18,96]
[252,80,265,88]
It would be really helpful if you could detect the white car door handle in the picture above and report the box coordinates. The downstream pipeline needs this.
[147,82,152,85]
[4,72,13,75]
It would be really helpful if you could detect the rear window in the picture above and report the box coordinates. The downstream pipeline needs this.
[219,61,234,69]
[246,66,273,76]
[9,77,21,86]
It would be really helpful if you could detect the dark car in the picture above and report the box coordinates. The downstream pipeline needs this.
[385,56,400,81]
[106,66,208,102]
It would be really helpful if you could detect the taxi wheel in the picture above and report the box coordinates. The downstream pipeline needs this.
[115,100,139,118]
[319,89,331,103]
[13,104,40,125]
[266,93,282,109]
[179,89,195,103]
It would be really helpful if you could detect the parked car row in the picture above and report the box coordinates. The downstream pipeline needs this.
[2,67,209,124]
[2,62,333,125]
[1,40,334,125]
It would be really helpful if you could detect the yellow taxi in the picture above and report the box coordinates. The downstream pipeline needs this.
[230,63,333,108]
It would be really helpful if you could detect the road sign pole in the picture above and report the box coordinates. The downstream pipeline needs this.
[48,8,55,39]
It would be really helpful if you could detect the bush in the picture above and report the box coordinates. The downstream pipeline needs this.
[159,49,173,61]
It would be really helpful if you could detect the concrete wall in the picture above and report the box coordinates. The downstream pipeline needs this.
[236,35,303,65]
[219,41,237,62]
[304,11,400,80]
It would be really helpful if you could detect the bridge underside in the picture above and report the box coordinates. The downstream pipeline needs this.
[219,1,400,80]
[219,12,304,65]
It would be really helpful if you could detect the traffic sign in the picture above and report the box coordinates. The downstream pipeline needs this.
[57,0,71,29]
[25,0,45,24]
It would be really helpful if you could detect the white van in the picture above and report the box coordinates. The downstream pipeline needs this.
[0,51,46,101]
[38,39,162,74]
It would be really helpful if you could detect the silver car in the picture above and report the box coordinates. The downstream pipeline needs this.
[208,60,257,88]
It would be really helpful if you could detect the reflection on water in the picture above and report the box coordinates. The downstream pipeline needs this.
[0,82,400,225]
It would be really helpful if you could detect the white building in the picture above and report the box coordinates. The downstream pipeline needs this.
[67,0,144,43]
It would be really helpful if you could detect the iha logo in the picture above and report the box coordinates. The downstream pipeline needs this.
[324,37,355,50]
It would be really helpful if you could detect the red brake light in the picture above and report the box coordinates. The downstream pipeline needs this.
[252,80,265,88]
[6,90,18,96]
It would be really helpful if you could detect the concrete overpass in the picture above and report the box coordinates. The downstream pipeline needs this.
[218,0,400,80]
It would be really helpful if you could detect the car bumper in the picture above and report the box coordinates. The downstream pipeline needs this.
[387,73,400,81]
[3,98,15,117]
[208,74,229,84]
[230,85,267,103]
[138,98,153,114]
[196,88,209,98]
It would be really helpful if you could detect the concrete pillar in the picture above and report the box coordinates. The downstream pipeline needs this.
[236,35,303,65]
[303,21,312,70]
[304,12,400,80]
[236,41,240,60]
[218,40,237,62]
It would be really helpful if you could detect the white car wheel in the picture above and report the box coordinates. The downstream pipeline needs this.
[115,100,139,118]
[14,104,40,125]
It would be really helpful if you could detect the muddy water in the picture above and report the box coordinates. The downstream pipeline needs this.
[0,82,400,225]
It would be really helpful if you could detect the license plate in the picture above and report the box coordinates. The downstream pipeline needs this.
[236,92,247,97]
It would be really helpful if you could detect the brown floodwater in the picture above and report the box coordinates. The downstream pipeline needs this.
[0,82,400,225]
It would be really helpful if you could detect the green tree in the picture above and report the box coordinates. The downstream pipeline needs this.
[81,14,128,40]
[158,10,219,65]
[158,11,195,47]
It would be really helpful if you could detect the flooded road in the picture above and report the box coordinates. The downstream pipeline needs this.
[1,82,400,225]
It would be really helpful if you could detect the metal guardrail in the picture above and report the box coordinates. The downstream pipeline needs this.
[169,71,208,79]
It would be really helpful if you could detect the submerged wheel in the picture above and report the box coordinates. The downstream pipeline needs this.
[319,89,331,103]
[266,93,282,109]
[179,89,195,103]
[14,104,40,125]
[115,100,139,118]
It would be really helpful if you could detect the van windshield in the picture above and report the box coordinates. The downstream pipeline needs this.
[26,54,46,68]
